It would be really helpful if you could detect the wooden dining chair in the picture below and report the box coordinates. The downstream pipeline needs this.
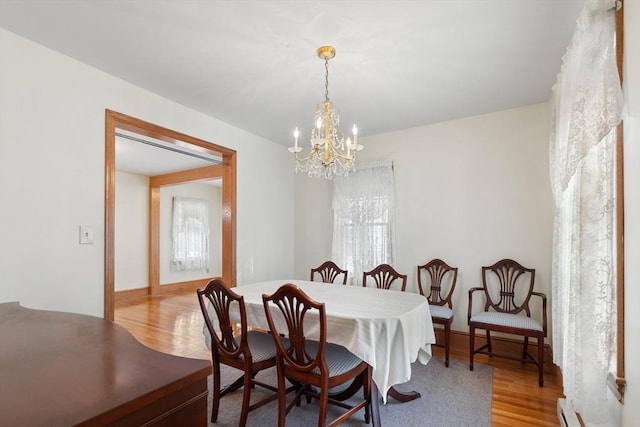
[362,263,407,291]
[197,278,280,426]
[468,259,547,386]
[417,259,458,367]
[310,260,348,284]
[262,283,376,427]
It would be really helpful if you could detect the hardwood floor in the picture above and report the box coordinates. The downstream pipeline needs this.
[115,290,564,426]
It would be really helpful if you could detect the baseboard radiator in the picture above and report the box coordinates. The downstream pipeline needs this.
[557,398,581,427]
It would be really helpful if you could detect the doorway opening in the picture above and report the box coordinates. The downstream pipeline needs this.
[105,110,236,321]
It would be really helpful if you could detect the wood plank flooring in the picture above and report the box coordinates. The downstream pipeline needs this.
[115,290,564,426]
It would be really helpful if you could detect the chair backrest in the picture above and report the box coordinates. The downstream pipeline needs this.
[197,278,249,360]
[481,259,536,316]
[262,284,328,376]
[362,263,407,291]
[310,261,348,284]
[417,259,458,308]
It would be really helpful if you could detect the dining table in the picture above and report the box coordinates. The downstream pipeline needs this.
[203,279,436,424]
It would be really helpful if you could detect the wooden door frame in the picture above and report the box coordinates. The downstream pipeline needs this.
[148,165,225,295]
[105,110,236,321]
[613,1,625,401]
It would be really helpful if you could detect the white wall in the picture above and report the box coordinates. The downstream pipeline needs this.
[621,1,640,423]
[293,174,334,279]
[159,182,222,284]
[294,103,553,335]
[0,28,294,316]
[115,171,149,291]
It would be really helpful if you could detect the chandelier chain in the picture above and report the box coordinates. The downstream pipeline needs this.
[324,59,330,102]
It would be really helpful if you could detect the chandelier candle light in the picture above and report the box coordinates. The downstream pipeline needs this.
[289,45,362,179]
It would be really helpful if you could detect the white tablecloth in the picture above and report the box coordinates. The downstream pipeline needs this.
[205,280,435,402]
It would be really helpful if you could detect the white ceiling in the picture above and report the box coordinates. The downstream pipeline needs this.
[114,130,223,177]
[0,0,583,148]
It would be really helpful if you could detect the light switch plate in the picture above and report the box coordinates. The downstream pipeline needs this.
[79,225,94,244]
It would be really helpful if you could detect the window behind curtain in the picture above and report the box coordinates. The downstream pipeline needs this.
[171,196,210,272]
[548,0,623,421]
[332,161,396,285]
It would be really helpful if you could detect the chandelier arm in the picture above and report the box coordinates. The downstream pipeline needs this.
[293,147,321,162]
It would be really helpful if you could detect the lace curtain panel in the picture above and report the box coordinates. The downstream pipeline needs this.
[332,161,396,286]
[171,196,210,272]
[549,0,623,425]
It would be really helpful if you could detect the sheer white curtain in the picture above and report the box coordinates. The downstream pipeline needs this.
[332,161,396,286]
[171,196,210,272]
[549,0,623,425]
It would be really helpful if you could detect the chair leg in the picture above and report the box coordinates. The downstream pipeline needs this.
[444,321,451,367]
[486,330,492,357]
[238,370,252,427]
[363,368,371,424]
[317,380,329,427]
[523,337,529,364]
[370,376,381,427]
[305,385,313,404]
[276,364,287,427]
[538,334,544,387]
[469,325,475,371]
[211,361,221,423]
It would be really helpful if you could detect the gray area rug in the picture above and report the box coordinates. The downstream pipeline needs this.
[208,357,493,427]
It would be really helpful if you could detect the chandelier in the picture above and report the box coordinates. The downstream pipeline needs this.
[288,46,362,179]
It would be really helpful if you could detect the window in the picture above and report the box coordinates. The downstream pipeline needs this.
[171,197,210,271]
[332,161,396,285]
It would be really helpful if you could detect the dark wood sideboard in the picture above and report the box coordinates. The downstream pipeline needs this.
[0,302,210,426]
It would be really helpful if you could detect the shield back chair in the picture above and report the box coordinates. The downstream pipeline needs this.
[467,259,547,386]
[262,283,376,427]
[417,259,458,367]
[197,278,280,426]
[362,263,407,291]
[310,260,348,284]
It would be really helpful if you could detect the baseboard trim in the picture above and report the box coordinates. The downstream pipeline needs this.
[115,279,210,301]
[557,398,583,427]
[114,287,150,301]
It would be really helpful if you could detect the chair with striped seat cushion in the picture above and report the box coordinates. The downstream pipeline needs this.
[197,278,280,427]
[262,283,376,427]
[310,260,348,284]
[468,259,547,386]
[417,259,458,367]
[362,263,407,291]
